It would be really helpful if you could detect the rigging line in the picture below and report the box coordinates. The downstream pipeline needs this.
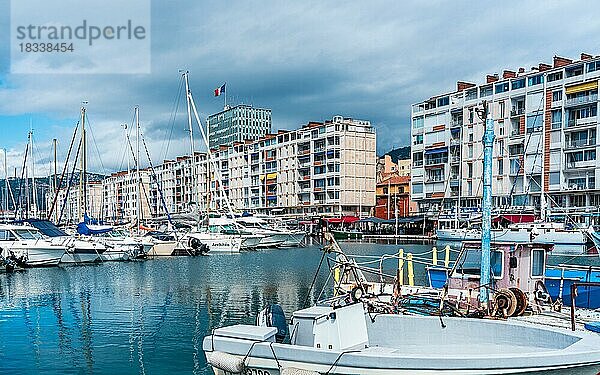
[49,122,79,220]
[141,132,175,229]
[84,112,109,176]
[118,109,138,172]
[15,139,30,219]
[58,137,82,225]
[162,76,185,162]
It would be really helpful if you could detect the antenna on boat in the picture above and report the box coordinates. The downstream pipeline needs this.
[476,101,494,306]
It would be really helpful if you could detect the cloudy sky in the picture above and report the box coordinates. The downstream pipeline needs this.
[0,0,598,176]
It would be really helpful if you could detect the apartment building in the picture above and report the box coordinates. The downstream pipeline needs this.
[149,115,376,217]
[47,182,103,224]
[411,53,600,225]
[102,169,152,223]
[150,153,209,217]
[207,104,272,149]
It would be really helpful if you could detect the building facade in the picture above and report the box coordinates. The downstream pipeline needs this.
[375,175,412,219]
[207,104,272,149]
[47,182,103,224]
[149,115,377,217]
[411,53,600,226]
[102,170,152,223]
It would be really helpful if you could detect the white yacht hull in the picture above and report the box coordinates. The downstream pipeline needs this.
[148,241,179,256]
[99,248,131,261]
[60,251,99,264]
[436,228,480,241]
[185,233,242,253]
[23,247,65,267]
[280,231,306,247]
[257,233,287,248]
[240,235,263,250]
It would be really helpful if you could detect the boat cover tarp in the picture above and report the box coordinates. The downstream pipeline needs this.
[77,222,113,235]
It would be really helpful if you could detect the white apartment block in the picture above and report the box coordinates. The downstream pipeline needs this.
[150,153,209,217]
[411,53,600,226]
[46,182,103,225]
[102,169,152,223]
[149,116,377,217]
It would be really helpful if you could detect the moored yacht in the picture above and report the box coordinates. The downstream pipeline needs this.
[0,224,66,267]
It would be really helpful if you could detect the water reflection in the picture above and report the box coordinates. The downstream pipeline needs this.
[0,242,432,374]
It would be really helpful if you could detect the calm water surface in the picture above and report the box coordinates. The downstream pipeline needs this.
[0,241,432,375]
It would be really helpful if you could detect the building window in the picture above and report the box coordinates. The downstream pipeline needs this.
[480,85,493,97]
[468,145,473,158]
[511,78,525,90]
[466,89,477,100]
[552,90,562,102]
[413,134,423,145]
[467,181,473,196]
[437,96,449,107]
[526,114,542,133]
[549,172,560,186]
[413,116,424,129]
[566,65,584,77]
[547,71,563,82]
[551,110,562,129]
[497,159,504,175]
[587,61,600,73]
[412,183,423,194]
[467,162,473,178]
[528,74,544,86]
[413,152,424,167]
[498,139,505,156]
[495,82,509,94]
[499,101,506,118]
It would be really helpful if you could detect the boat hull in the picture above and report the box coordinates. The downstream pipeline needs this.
[18,247,66,267]
[148,241,179,256]
[204,314,600,375]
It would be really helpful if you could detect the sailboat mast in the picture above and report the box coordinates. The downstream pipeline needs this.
[79,104,87,221]
[3,149,7,219]
[135,106,141,234]
[53,138,58,222]
[183,71,197,207]
[29,129,38,218]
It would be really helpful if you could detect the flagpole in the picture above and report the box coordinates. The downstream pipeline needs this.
[224,82,227,109]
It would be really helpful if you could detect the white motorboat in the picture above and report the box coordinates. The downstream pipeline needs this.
[437,221,590,255]
[204,301,600,375]
[22,219,106,264]
[0,224,66,267]
[236,217,289,248]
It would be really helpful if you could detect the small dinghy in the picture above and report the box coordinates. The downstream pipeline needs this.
[204,302,600,374]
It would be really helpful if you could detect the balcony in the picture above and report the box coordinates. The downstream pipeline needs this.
[425,157,448,166]
[426,176,444,183]
[451,119,463,127]
[567,116,597,129]
[565,160,596,170]
[565,138,597,150]
[450,156,461,164]
[510,108,525,117]
[450,138,461,146]
[511,128,524,136]
[565,94,598,107]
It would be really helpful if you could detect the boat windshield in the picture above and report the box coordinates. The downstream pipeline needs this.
[455,248,503,278]
[14,229,44,240]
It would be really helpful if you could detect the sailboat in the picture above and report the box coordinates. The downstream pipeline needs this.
[175,71,242,253]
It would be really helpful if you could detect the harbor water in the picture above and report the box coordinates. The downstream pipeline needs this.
[0,241,432,375]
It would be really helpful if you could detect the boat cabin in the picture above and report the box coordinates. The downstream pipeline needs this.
[449,241,553,294]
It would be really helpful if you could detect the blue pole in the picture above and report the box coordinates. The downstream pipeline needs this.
[480,110,495,304]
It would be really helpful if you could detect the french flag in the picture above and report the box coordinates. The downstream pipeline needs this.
[214,83,226,97]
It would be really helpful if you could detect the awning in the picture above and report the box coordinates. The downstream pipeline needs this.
[266,172,277,179]
[566,81,598,95]
[492,214,535,224]
[424,147,448,155]
[324,216,360,224]
[358,217,386,224]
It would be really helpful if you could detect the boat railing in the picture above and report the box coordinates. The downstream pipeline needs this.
[570,281,600,331]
